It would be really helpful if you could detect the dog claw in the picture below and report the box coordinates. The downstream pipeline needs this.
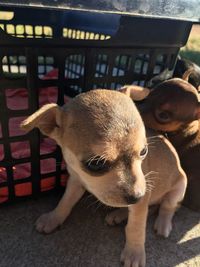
[120,246,146,267]
[36,211,62,234]
[105,208,128,226]
[154,216,172,238]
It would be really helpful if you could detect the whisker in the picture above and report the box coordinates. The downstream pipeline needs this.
[146,179,156,184]
[87,152,108,165]
[147,135,159,140]
[147,141,156,146]
[86,152,109,166]
[144,170,160,193]
[81,194,94,204]
[145,171,158,177]
[146,179,155,185]
[146,182,155,191]
[97,153,107,165]
[87,155,99,166]
[146,180,155,186]
[87,198,100,209]
[94,201,104,213]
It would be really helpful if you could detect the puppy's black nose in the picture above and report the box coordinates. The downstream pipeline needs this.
[124,195,140,205]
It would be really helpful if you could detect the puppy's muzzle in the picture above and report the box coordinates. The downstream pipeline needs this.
[124,194,141,205]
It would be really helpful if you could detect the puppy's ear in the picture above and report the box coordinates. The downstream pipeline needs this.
[119,85,150,101]
[21,103,62,139]
[182,69,194,82]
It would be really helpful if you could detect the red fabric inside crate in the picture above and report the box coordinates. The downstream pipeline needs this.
[0,69,69,203]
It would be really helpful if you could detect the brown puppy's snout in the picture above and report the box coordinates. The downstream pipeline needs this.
[120,167,146,206]
[122,184,145,205]
[124,194,141,205]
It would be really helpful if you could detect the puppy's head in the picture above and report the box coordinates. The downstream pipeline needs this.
[141,78,200,132]
[21,90,147,207]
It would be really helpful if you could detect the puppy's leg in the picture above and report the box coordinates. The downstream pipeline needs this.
[105,208,128,226]
[121,196,149,267]
[154,176,187,238]
[36,177,85,234]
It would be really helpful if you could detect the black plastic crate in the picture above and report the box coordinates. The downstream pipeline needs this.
[0,6,192,203]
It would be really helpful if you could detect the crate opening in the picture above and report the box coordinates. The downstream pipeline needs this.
[11,141,30,159]
[9,117,27,137]
[38,56,55,79]
[13,163,31,180]
[6,88,28,110]
[2,55,27,75]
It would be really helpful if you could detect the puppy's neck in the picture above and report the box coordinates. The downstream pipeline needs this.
[167,120,199,155]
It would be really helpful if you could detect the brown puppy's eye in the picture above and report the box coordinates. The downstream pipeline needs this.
[156,110,171,123]
[84,157,111,173]
[140,145,148,159]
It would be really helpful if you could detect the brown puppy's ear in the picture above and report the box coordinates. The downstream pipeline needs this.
[119,85,150,101]
[182,69,194,82]
[21,103,62,139]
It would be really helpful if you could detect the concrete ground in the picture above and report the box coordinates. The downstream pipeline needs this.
[0,193,199,267]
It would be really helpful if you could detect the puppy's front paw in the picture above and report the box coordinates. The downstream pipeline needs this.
[121,246,146,267]
[36,211,63,234]
[105,208,128,226]
[154,215,172,238]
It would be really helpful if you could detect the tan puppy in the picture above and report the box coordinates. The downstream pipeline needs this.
[21,89,187,267]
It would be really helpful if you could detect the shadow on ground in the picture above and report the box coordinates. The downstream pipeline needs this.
[0,193,199,267]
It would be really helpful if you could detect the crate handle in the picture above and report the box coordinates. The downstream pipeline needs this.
[0,11,14,21]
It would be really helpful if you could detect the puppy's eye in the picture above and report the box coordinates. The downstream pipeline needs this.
[140,145,148,159]
[84,157,111,173]
[159,111,170,120]
[156,110,172,123]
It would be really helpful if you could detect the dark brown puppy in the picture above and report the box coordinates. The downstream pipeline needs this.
[174,58,200,91]
[121,79,200,211]
[148,57,200,92]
